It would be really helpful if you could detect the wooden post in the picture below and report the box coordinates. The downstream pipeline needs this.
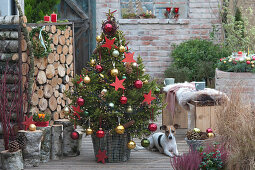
[37,126,51,163]
[51,125,63,160]
[54,119,83,156]
[18,130,43,167]
[1,150,24,170]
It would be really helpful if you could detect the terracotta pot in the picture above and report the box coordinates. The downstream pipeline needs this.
[35,121,49,127]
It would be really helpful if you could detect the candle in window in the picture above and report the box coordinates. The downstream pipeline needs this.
[51,12,57,22]
[149,11,152,15]
[44,15,50,22]
[146,10,149,14]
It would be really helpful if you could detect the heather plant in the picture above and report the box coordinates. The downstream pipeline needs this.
[215,85,255,169]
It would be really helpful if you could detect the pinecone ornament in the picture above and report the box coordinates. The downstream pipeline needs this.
[8,140,20,152]
[125,63,133,74]
[186,129,200,140]
[16,134,26,149]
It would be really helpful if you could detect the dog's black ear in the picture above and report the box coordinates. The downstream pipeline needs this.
[174,124,180,129]
[160,125,167,130]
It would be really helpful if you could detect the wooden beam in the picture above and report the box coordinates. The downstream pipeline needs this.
[64,0,89,20]
[26,22,73,27]
[74,22,89,41]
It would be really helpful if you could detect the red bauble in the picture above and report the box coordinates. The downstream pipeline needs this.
[77,97,85,106]
[134,80,143,89]
[120,96,127,104]
[238,51,242,54]
[148,123,157,132]
[71,131,79,140]
[252,56,255,60]
[104,23,113,32]
[95,65,103,73]
[206,128,213,133]
[96,128,105,138]
[247,61,251,64]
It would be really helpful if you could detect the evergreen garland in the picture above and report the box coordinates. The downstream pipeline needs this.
[29,27,51,58]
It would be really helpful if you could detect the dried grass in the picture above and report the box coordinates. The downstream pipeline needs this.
[215,85,255,170]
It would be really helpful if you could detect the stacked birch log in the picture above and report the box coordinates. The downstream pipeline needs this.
[27,25,74,120]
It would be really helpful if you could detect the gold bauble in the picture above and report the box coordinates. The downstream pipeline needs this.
[29,124,36,131]
[83,75,91,84]
[115,125,125,134]
[127,140,136,149]
[119,45,125,53]
[96,35,102,42]
[252,64,255,68]
[63,106,70,116]
[111,68,119,77]
[143,79,149,84]
[90,59,96,66]
[246,57,251,61]
[126,106,133,113]
[223,61,227,64]
[86,128,93,135]
[207,133,215,138]
[99,74,104,78]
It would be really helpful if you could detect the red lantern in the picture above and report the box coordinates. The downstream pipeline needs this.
[120,95,127,104]
[104,23,113,32]
[77,97,85,106]
[96,128,105,138]
[134,80,143,89]
[206,128,213,133]
[71,131,79,140]
[174,7,179,13]
[51,12,57,22]
[148,123,157,132]
[166,7,171,13]
[95,64,103,73]
[44,15,50,22]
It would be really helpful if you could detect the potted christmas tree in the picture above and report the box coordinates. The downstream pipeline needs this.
[66,10,163,163]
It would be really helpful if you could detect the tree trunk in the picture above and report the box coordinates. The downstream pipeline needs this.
[51,125,63,160]
[46,64,55,79]
[47,53,54,64]
[0,150,24,170]
[44,84,53,98]
[37,126,51,163]
[37,71,47,84]
[49,96,57,111]
[38,98,48,111]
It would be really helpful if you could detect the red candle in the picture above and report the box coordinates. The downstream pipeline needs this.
[44,15,50,22]
[166,7,171,13]
[174,7,179,13]
[51,12,57,22]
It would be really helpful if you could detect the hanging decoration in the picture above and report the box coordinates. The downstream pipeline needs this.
[83,75,91,84]
[115,117,125,134]
[95,64,104,73]
[127,140,136,149]
[77,97,85,106]
[86,118,93,135]
[122,52,136,63]
[143,90,156,105]
[101,37,117,51]
[71,131,79,140]
[120,95,127,104]
[119,45,125,52]
[134,80,143,89]
[148,109,157,132]
[63,106,70,116]
[112,50,119,57]
[141,138,150,147]
[110,76,126,91]
[96,35,103,42]
[96,128,105,138]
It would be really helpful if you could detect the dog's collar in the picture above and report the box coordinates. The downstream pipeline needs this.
[158,134,163,148]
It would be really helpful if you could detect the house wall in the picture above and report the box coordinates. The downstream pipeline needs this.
[96,0,222,78]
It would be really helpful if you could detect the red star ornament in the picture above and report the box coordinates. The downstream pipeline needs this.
[96,149,108,164]
[22,115,35,131]
[71,105,82,120]
[101,37,117,51]
[122,52,136,63]
[143,90,156,105]
[110,76,125,91]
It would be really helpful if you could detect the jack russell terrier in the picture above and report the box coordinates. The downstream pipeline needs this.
[148,124,180,157]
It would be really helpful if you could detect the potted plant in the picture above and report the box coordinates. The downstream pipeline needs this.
[33,112,51,127]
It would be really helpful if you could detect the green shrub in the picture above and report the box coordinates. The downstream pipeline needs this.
[165,39,231,83]
[25,0,60,23]
[164,65,191,83]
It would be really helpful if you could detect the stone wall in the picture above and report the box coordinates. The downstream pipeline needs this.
[96,0,221,78]
[215,69,255,105]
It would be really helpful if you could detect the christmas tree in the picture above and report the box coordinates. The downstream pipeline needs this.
[66,10,163,139]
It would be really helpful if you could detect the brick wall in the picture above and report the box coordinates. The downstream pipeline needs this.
[96,0,221,78]
[215,69,255,105]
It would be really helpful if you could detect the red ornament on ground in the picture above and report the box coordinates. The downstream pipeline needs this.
[77,97,85,106]
[148,123,157,132]
[51,12,57,22]
[96,149,108,164]
[247,61,251,64]
[143,90,156,105]
[134,80,143,89]
[206,128,213,133]
[96,128,105,138]
[95,64,103,73]
[120,95,127,104]
[71,131,79,140]
[104,23,113,32]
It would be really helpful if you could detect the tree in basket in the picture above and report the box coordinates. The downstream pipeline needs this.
[66,10,163,163]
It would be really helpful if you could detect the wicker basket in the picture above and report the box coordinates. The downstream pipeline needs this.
[91,133,131,163]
